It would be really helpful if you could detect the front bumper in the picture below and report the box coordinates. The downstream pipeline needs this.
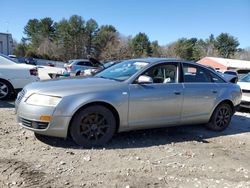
[16,97,71,138]
[17,115,71,138]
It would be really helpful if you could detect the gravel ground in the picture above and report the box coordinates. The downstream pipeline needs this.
[0,100,250,188]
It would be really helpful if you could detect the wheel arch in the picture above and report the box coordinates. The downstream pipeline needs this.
[0,78,14,88]
[67,101,120,137]
[209,99,234,122]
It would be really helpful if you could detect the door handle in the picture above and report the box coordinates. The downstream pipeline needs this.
[212,90,218,94]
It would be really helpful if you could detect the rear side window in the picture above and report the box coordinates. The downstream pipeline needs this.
[77,61,92,66]
[183,64,210,83]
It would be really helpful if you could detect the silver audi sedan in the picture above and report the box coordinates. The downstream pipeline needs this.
[15,58,242,148]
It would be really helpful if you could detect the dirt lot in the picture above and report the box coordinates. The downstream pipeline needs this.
[0,100,250,188]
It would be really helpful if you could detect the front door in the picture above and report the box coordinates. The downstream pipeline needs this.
[128,63,184,128]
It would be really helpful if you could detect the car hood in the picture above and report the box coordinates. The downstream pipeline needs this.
[24,77,122,97]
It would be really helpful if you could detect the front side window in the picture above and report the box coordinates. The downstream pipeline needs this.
[139,64,178,84]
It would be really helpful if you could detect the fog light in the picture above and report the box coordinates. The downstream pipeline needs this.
[31,121,38,129]
[39,116,51,121]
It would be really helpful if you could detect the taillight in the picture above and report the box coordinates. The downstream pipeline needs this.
[30,68,38,76]
[67,65,72,70]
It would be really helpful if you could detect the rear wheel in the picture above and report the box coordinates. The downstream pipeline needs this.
[206,103,233,131]
[70,105,116,148]
[0,79,13,100]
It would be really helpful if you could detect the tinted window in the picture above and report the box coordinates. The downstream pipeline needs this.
[77,61,92,66]
[183,64,210,83]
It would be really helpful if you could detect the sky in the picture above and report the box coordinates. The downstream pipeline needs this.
[1,0,250,48]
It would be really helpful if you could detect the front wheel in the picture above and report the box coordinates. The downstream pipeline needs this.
[206,103,233,131]
[70,105,116,148]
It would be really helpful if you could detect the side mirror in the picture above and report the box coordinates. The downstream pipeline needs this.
[137,75,153,84]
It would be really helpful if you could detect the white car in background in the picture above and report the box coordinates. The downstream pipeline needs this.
[0,55,40,100]
[237,73,250,109]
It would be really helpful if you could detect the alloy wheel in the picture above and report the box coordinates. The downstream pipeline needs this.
[0,82,9,99]
[79,113,109,141]
[215,106,231,127]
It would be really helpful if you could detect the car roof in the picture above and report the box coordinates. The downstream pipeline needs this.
[128,57,193,64]
[69,59,89,62]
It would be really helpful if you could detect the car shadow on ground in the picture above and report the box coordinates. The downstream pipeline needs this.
[0,100,15,108]
[35,109,250,150]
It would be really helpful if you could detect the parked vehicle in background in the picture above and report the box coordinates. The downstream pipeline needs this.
[80,60,121,77]
[16,58,241,148]
[237,73,250,109]
[216,70,238,83]
[0,54,39,100]
[63,58,103,76]
[47,62,55,67]
[237,69,250,78]
[25,57,37,65]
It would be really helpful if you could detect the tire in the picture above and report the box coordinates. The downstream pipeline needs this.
[76,71,80,76]
[70,105,116,148]
[0,79,13,100]
[206,103,233,131]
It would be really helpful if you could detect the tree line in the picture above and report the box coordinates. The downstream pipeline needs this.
[13,15,250,62]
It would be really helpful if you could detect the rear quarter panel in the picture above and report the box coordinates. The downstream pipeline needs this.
[0,66,37,89]
[210,83,241,116]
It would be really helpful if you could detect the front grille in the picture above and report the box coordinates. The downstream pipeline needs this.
[20,118,49,129]
[16,89,26,104]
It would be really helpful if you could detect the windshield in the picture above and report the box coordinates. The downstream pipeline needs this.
[95,59,149,81]
[239,73,250,82]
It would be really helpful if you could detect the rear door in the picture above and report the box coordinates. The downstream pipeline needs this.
[181,63,220,124]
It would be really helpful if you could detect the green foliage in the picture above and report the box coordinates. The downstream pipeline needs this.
[151,41,162,57]
[214,33,239,58]
[94,25,118,58]
[13,38,28,57]
[24,17,56,48]
[17,16,243,61]
[85,19,99,56]
[174,38,198,61]
[131,32,152,57]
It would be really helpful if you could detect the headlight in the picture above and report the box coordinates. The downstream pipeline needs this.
[26,94,62,107]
